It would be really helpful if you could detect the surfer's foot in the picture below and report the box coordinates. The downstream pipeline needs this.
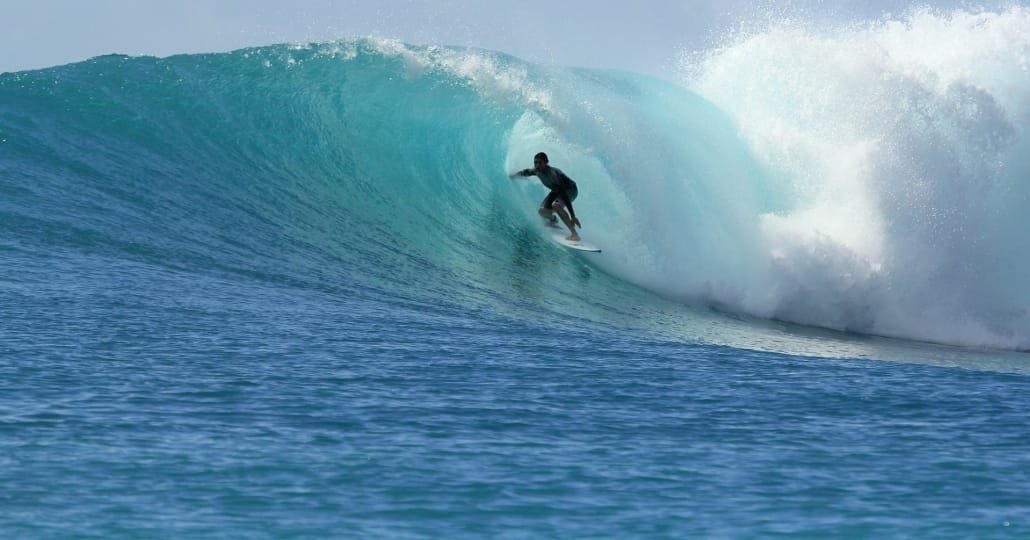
[544,215,560,228]
[567,234,580,242]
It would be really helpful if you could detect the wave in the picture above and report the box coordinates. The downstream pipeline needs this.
[2,15,1029,351]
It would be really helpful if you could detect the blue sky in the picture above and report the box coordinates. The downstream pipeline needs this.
[0,0,986,75]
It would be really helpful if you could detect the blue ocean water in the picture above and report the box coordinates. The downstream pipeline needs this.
[2,11,1030,538]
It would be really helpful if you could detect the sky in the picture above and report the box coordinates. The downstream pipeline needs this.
[0,0,984,76]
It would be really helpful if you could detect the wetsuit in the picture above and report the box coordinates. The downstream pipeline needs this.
[514,166,578,220]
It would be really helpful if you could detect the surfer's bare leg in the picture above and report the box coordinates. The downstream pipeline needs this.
[552,202,579,241]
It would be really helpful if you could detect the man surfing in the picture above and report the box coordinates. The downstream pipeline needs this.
[508,152,583,241]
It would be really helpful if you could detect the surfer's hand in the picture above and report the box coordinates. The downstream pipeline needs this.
[573,217,582,228]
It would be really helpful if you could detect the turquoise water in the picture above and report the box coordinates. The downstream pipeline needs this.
[2,27,1030,538]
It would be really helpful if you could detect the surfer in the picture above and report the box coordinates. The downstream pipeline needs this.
[508,152,582,241]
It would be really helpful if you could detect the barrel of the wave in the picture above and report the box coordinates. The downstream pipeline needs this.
[503,61,780,317]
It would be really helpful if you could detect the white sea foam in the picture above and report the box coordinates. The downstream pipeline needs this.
[680,7,1030,349]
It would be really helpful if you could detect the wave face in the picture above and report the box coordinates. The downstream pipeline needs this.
[2,14,1029,351]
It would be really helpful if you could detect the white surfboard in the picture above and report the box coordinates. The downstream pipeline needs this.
[551,232,602,252]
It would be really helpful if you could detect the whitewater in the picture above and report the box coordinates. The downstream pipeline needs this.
[2,6,1029,538]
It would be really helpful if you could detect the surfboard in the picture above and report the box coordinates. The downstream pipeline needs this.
[551,232,602,252]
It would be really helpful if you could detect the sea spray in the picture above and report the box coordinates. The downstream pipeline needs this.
[683,7,1030,348]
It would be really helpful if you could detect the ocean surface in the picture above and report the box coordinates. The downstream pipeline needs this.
[2,8,1030,538]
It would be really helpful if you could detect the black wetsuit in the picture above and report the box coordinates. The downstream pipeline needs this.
[514,166,578,220]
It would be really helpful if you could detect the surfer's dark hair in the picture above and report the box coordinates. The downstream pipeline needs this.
[534,152,549,163]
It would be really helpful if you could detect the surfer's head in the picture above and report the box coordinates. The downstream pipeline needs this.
[533,152,549,171]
